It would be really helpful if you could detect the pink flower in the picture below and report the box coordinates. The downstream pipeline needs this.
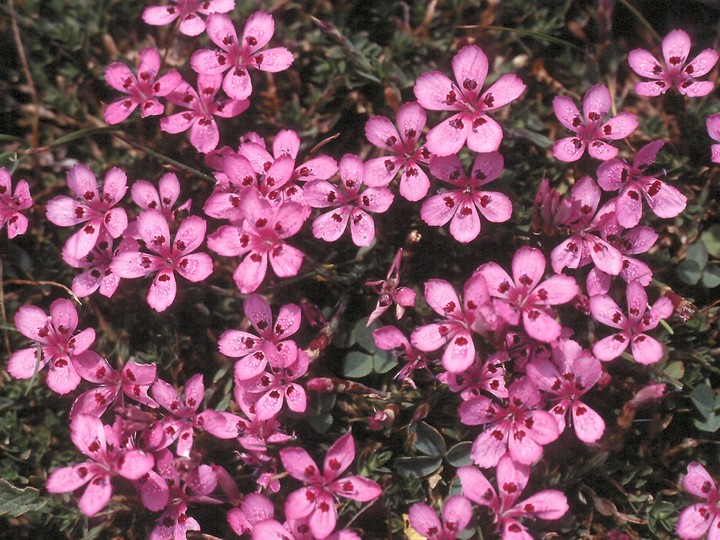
[304,153,394,247]
[104,47,182,124]
[477,246,578,343]
[597,140,687,228]
[207,189,307,293]
[372,325,430,385]
[366,248,416,326]
[410,272,498,373]
[677,462,720,539]
[407,495,473,540]
[111,211,213,312]
[553,84,638,161]
[526,339,605,443]
[8,299,103,394]
[629,29,718,97]
[131,172,191,221]
[438,351,508,401]
[149,374,204,457]
[421,152,512,243]
[0,167,32,238]
[236,340,308,420]
[707,113,720,164]
[458,455,568,538]
[161,74,250,153]
[228,493,275,536]
[142,0,235,36]
[190,12,294,100]
[589,280,673,364]
[46,415,154,517]
[46,164,128,259]
[364,101,433,201]
[414,44,526,156]
[459,376,560,468]
[279,432,382,539]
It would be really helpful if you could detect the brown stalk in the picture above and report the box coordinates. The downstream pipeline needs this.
[8,0,40,148]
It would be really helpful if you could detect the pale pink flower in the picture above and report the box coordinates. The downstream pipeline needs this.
[527,339,605,443]
[707,113,720,164]
[46,164,128,259]
[0,167,32,238]
[414,44,526,156]
[677,462,720,539]
[477,246,578,343]
[104,47,182,124]
[131,172,191,221]
[161,74,249,153]
[590,280,673,364]
[364,101,434,201]
[8,299,103,395]
[629,29,718,97]
[458,455,569,538]
[459,376,560,468]
[228,493,275,536]
[142,0,235,36]
[421,152,512,243]
[191,12,294,100]
[553,84,638,161]
[207,189,307,293]
[597,140,687,228]
[46,415,154,517]
[111,211,213,312]
[407,495,473,540]
[366,248,416,326]
[304,153,394,247]
[279,432,382,539]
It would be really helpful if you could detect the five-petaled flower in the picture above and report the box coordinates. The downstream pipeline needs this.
[0,167,32,238]
[553,84,638,162]
[279,432,382,539]
[366,248,416,326]
[142,0,235,36]
[407,495,473,540]
[629,29,718,97]
[414,44,526,156]
[677,461,720,539]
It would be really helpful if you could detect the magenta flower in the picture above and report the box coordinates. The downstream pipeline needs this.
[526,339,605,443]
[8,299,103,395]
[708,113,720,164]
[677,462,720,539]
[414,44,526,156]
[597,140,687,228]
[553,84,638,161]
[0,167,32,238]
[459,376,560,468]
[46,164,128,259]
[438,351,508,401]
[410,272,498,373]
[190,12,294,100]
[131,172,191,221]
[458,455,569,538]
[590,280,673,364]
[161,74,249,153]
[46,415,154,517]
[149,374,204,457]
[304,153,394,247]
[111,211,213,312]
[142,0,234,36]
[364,101,433,201]
[550,176,624,276]
[207,189,307,293]
[63,231,139,298]
[477,246,578,343]
[421,152,512,243]
[629,29,718,97]
[236,340,308,420]
[279,432,382,539]
[104,47,182,124]
[372,325,430,385]
[227,493,275,536]
[407,495,473,540]
[366,248,416,326]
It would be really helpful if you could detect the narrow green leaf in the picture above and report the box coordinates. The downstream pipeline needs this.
[0,479,47,517]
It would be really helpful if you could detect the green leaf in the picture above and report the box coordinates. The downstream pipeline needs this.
[394,456,442,479]
[677,260,702,285]
[352,317,377,352]
[694,413,720,433]
[343,351,374,378]
[663,360,685,382]
[700,225,720,258]
[702,264,720,288]
[0,479,47,517]
[685,242,708,269]
[373,350,397,374]
[410,422,447,457]
[445,441,473,467]
[690,383,716,418]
